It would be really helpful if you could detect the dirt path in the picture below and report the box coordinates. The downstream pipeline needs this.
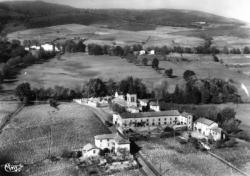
[0,103,24,133]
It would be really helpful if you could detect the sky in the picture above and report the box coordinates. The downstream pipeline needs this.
[2,0,250,22]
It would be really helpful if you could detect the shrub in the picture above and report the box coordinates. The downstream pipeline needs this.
[61,149,74,159]
[165,68,173,77]
[233,131,250,141]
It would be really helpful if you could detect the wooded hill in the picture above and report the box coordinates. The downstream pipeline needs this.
[0,1,243,34]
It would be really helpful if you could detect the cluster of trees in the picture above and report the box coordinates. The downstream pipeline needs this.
[63,40,86,53]
[222,46,250,54]
[153,70,240,105]
[15,83,82,104]
[15,76,150,104]
[171,79,239,105]
[0,39,57,84]
[86,44,250,66]
[87,44,142,56]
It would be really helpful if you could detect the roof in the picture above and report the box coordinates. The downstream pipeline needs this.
[112,98,127,107]
[95,133,116,140]
[149,101,159,106]
[94,133,130,144]
[115,134,130,144]
[138,99,149,103]
[195,118,216,126]
[83,143,98,151]
[120,110,180,119]
[181,112,192,118]
[210,126,222,133]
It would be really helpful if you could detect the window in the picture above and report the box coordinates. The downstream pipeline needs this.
[164,122,167,125]
[147,119,149,121]
[93,150,96,154]
[152,122,155,126]
[131,97,135,102]
[158,118,161,121]
[164,118,166,121]
[158,122,161,125]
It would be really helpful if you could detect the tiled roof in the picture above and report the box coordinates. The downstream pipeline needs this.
[181,112,192,118]
[94,133,130,144]
[138,99,149,103]
[149,101,159,106]
[83,143,98,151]
[94,133,116,140]
[120,110,180,119]
[210,126,222,133]
[195,118,216,126]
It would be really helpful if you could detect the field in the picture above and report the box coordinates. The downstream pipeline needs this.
[7,24,204,48]
[0,102,110,175]
[137,138,250,176]
[0,101,19,123]
[8,23,250,49]
[1,53,165,91]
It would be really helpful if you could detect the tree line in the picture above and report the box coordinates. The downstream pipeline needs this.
[15,76,150,104]
[153,70,240,105]
[0,39,57,85]
[86,43,250,56]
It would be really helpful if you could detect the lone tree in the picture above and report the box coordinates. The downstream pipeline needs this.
[243,46,250,54]
[213,54,219,62]
[49,99,59,109]
[165,68,173,77]
[217,107,236,124]
[142,58,148,66]
[183,70,196,81]
[152,58,159,69]
[15,82,34,104]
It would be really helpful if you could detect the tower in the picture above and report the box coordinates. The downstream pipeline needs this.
[126,93,137,107]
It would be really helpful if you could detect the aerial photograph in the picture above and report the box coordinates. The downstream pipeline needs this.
[0,0,250,175]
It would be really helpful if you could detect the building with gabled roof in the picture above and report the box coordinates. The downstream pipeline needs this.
[113,110,193,131]
[193,117,223,141]
[81,143,100,159]
[94,133,130,154]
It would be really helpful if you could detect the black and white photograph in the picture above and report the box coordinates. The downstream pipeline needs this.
[0,0,249,175]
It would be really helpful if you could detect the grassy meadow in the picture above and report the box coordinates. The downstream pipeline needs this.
[137,138,249,176]
[1,53,165,91]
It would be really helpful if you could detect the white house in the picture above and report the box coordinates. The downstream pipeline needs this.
[113,110,193,130]
[30,45,41,50]
[138,99,149,107]
[193,118,222,141]
[149,101,160,112]
[115,92,125,100]
[94,133,130,154]
[41,43,60,52]
[74,97,109,107]
[81,143,100,159]
[139,50,146,55]
[24,47,30,51]
[149,50,155,55]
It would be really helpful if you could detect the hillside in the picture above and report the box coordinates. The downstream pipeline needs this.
[0,1,244,34]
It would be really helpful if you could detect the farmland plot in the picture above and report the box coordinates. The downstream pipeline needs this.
[0,103,110,164]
